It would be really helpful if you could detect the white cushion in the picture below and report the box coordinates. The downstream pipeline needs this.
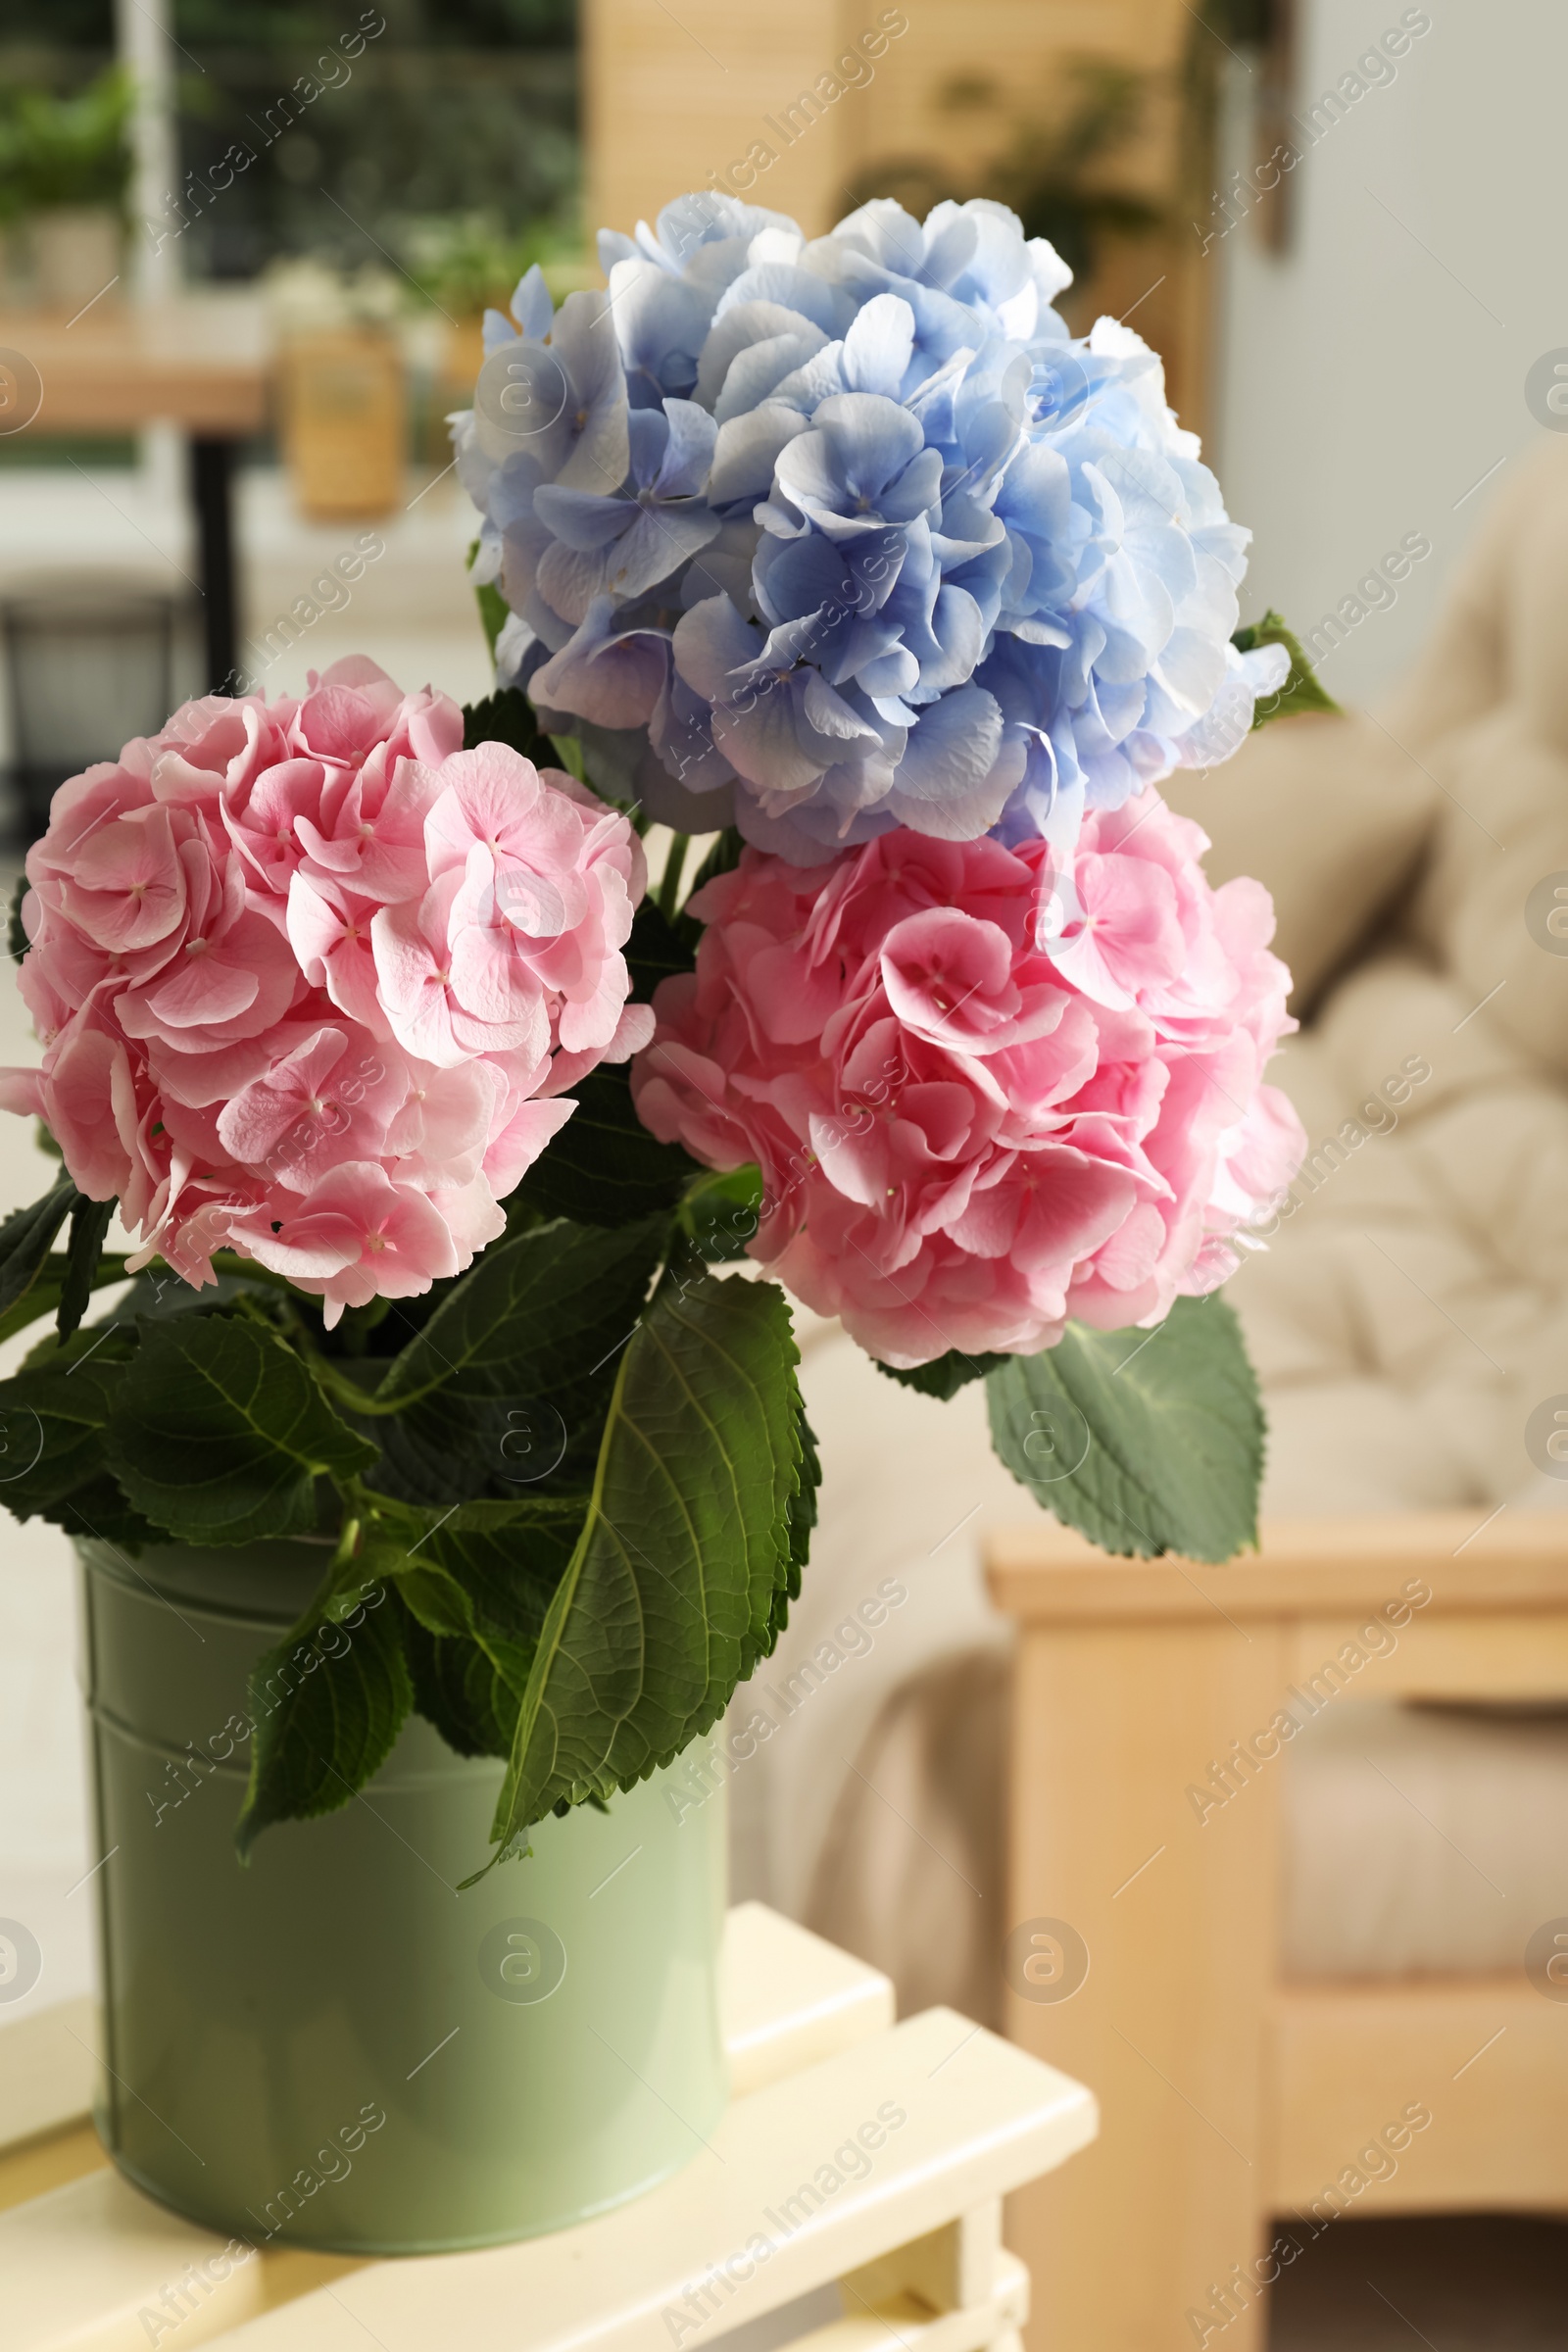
[1160,712,1437,1009]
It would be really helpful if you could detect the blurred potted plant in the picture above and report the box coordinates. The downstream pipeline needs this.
[0,67,132,310]
[979,62,1165,288]
[845,59,1165,325]
[395,211,589,459]
[266,258,408,519]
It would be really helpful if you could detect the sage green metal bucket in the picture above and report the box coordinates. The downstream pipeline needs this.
[77,1539,727,2254]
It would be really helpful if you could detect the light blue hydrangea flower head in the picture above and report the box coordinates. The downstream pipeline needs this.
[455,192,1286,864]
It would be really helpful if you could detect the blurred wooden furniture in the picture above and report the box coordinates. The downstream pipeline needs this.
[2,1901,1096,2352]
[987,1511,1568,2352]
[0,297,270,691]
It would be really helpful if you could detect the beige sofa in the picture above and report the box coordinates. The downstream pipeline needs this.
[1168,432,1568,1521]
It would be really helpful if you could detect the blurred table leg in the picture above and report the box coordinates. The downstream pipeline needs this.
[189,434,238,691]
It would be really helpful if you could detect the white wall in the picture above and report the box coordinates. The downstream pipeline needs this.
[1212,0,1568,707]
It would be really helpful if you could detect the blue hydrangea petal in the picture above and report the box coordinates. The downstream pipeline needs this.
[917,204,983,294]
[606,261,712,406]
[763,341,853,416]
[713,330,830,427]
[753,525,906,631]
[695,300,826,410]
[465,190,1269,863]
[713,263,846,337]
[651,398,718,498]
[653,192,801,270]
[885,685,1021,839]
[841,295,916,397]
[530,598,671,730]
[645,664,738,812]
[494,611,543,692]
[537,505,720,623]
[533,484,640,554]
[819,199,928,277]
[709,404,810,512]
[510,265,555,342]
[597,227,640,274]
[670,591,760,704]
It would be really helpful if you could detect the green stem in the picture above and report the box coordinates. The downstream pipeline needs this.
[657,832,690,922]
[304,1350,411,1419]
[329,1509,363,1579]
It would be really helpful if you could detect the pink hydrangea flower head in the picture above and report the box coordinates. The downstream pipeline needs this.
[632,796,1305,1368]
[1,663,649,1321]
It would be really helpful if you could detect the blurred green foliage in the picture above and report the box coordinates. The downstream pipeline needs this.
[0,64,131,220]
[399,210,579,317]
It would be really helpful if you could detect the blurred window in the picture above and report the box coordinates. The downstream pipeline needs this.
[0,0,580,287]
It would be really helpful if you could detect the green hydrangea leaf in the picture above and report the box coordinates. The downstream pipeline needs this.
[779,1393,817,1616]
[1233,610,1342,728]
[463,683,552,761]
[402,1613,520,1760]
[8,873,30,964]
[0,1174,78,1318]
[370,1216,669,1499]
[384,1493,585,1757]
[383,1494,584,1668]
[46,1472,162,1552]
[487,1273,805,1856]
[235,1585,413,1858]
[677,1165,764,1264]
[56,1197,117,1342]
[875,1348,1007,1400]
[986,1295,1263,1562]
[0,1247,130,1348]
[514,1059,702,1228]
[0,1320,137,1520]
[104,1315,377,1546]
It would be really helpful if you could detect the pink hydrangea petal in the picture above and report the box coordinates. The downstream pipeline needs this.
[382,1059,501,1188]
[63,807,187,953]
[482,1094,576,1193]
[138,949,261,1030]
[41,1022,138,1200]
[13,662,647,1294]
[632,805,1300,1366]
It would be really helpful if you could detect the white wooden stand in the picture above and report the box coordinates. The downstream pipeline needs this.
[1,1904,1096,2351]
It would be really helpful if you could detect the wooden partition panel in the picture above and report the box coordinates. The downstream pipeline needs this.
[583,0,845,236]
[582,0,1198,359]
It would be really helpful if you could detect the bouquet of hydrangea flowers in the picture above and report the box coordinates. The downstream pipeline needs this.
[0,193,1310,1871]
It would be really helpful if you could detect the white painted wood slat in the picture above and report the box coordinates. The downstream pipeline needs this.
[179,2010,1094,2352]
[1,1906,1096,2352]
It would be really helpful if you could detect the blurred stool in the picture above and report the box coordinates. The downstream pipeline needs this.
[0,581,186,844]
